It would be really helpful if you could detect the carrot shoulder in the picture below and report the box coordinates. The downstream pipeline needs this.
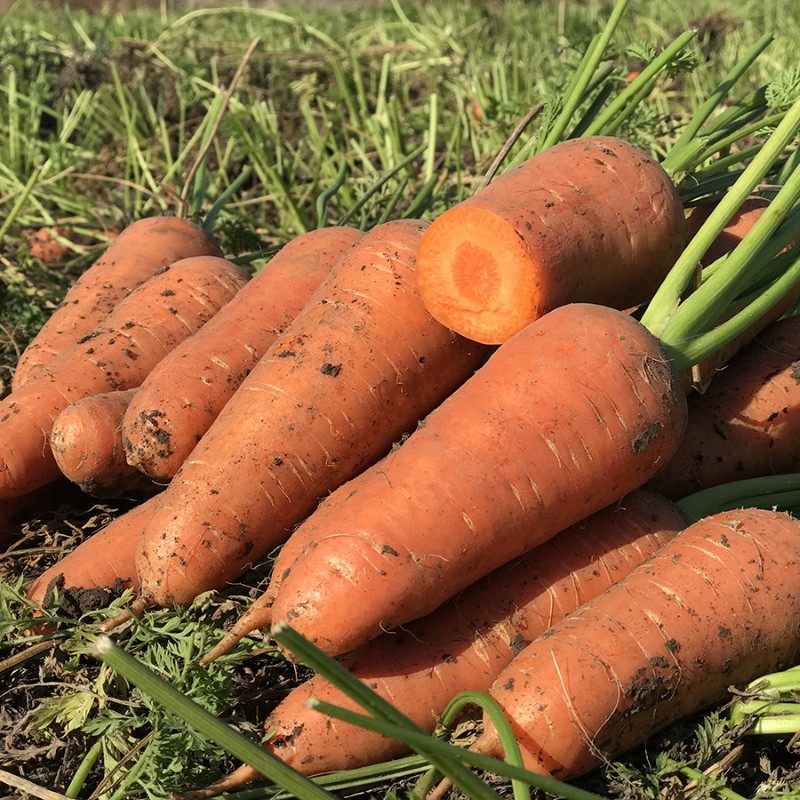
[132,219,491,611]
[476,508,800,779]
[0,256,249,499]
[50,388,156,497]
[191,489,684,794]
[268,302,687,657]
[122,226,363,481]
[12,216,222,390]
[415,136,686,344]
[649,314,800,500]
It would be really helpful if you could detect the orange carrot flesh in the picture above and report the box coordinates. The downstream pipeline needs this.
[132,219,491,610]
[12,217,222,390]
[0,256,249,499]
[268,303,687,657]
[476,508,800,779]
[191,489,685,794]
[122,226,363,480]
[648,315,800,500]
[416,136,686,344]
[50,388,156,497]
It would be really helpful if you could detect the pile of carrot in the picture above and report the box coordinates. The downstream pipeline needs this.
[8,105,800,797]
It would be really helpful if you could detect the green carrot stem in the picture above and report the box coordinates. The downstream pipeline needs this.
[698,113,788,168]
[580,29,697,139]
[676,474,800,524]
[271,623,505,800]
[89,635,337,800]
[676,764,750,800]
[65,738,103,798]
[661,33,773,175]
[641,95,800,343]
[306,698,609,800]
[537,0,629,152]
[202,165,253,232]
[314,157,348,229]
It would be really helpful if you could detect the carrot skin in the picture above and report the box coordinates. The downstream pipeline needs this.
[50,388,156,497]
[269,303,688,657]
[649,315,800,499]
[416,136,686,344]
[203,490,684,788]
[477,508,800,779]
[12,217,222,390]
[133,219,492,610]
[0,256,250,499]
[122,226,363,480]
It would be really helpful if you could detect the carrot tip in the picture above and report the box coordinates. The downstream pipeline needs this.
[98,596,151,633]
[172,764,261,800]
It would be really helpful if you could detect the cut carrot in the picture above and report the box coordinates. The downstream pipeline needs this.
[122,226,363,481]
[267,303,687,657]
[415,136,686,344]
[12,217,222,390]
[474,508,800,778]
[131,219,491,611]
[50,388,156,497]
[0,256,249,499]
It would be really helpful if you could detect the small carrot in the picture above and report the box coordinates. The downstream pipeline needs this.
[648,314,800,500]
[267,302,687,657]
[50,389,156,497]
[122,226,363,481]
[189,489,685,793]
[0,255,249,499]
[26,495,158,613]
[473,508,800,779]
[415,135,686,344]
[129,219,491,613]
[12,216,222,390]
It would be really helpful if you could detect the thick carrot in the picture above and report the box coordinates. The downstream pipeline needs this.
[12,217,222,390]
[122,226,363,481]
[130,219,491,612]
[50,388,156,497]
[189,489,684,794]
[474,508,800,779]
[415,136,686,344]
[648,314,800,500]
[267,303,687,657]
[0,256,250,499]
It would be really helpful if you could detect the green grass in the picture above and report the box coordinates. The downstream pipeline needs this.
[2,1,800,798]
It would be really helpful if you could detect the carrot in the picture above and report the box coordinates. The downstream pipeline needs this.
[472,508,800,779]
[648,314,800,500]
[122,226,363,481]
[128,219,490,614]
[266,302,687,657]
[12,216,222,390]
[26,495,158,623]
[189,489,685,794]
[415,135,686,344]
[50,389,156,497]
[24,225,73,264]
[0,255,250,499]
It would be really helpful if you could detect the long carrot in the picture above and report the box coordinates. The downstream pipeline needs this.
[649,314,800,500]
[415,135,686,344]
[127,219,490,614]
[12,216,222,390]
[0,255,250,499]
[50,389,156,497]
[472,507,800,779]
[187,489,684,794]
[122,226,363,481]
[266,302,687,657]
